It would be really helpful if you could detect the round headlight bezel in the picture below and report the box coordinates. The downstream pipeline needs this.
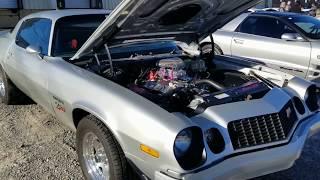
[174,129,193,158]
[173,127,206,170]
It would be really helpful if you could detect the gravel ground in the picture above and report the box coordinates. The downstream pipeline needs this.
[0,103,319,180]
[0,104,83,180]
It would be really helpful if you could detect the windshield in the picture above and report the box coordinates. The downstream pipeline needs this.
[52,14,107,57]
[287,15,320,39]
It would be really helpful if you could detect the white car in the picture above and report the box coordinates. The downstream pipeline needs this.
[202,11,320,86]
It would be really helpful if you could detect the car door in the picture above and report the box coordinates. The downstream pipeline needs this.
[231,16,311,78]
[5,18,54,113]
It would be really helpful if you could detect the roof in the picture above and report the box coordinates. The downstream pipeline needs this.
[22,9,111,22]
[251,11,307,18]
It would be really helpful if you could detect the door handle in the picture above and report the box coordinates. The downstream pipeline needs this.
[233,39,244,44]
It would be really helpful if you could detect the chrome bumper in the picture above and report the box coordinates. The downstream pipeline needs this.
[156,112,320,180]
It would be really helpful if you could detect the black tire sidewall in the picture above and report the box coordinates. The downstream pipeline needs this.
[201,44,223,55]
[0,66,9,104]
[214,45,223,55]
[76,116,126,180]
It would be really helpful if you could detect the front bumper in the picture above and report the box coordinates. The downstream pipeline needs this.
[156,112,320,180]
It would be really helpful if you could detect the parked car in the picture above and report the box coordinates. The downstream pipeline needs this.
[247,7,279,12]
[202,11,320,85]
[0,1,319,180]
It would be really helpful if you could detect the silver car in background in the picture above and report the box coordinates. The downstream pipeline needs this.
[201,11,320,85]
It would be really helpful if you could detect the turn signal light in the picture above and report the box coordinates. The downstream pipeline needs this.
[140,144,160,158]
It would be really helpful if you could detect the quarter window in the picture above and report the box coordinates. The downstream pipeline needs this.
[238,16,295,39]
[16,18,52,55]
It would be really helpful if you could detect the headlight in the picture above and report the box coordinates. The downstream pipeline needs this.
[205,128,225,154]
[174,129,193,158]
[174,127,206,170]
[292,96,305,115]
[286,78,319,112]
[305,85,319,112]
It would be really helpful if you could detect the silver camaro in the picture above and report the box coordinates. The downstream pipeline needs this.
[0,0,319,180]
[202,11,320,85]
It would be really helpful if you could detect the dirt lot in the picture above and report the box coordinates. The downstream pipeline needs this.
[0,104,83,179]
[0,103,319,180]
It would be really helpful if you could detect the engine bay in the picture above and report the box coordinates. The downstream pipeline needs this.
[77,55,271,115]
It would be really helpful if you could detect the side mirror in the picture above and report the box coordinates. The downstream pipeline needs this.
[281,33,304,41]
[26,45,44,59]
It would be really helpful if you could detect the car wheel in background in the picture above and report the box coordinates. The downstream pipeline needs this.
[201,43,223,56]
[76,115,130,180]
[0,65,19,105]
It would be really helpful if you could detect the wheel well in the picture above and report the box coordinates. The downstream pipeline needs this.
[72,109,122,146]
[72,108,90,128]
[72,109,129,165]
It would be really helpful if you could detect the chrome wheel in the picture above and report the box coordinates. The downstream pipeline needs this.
[0,73,5,97]
[83,132,110,180]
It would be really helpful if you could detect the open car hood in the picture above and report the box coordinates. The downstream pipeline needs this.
[71,0,260,60]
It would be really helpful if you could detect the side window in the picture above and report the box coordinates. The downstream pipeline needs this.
[238,16,295,39]
[16,18,52,55]
[238,16,259,35]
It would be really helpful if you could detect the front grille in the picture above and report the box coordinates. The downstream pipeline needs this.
[228,102,298,150]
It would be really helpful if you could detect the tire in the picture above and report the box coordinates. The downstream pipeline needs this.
[201,43,223,56]
[0,65,19,105]
[76,115,129,180]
